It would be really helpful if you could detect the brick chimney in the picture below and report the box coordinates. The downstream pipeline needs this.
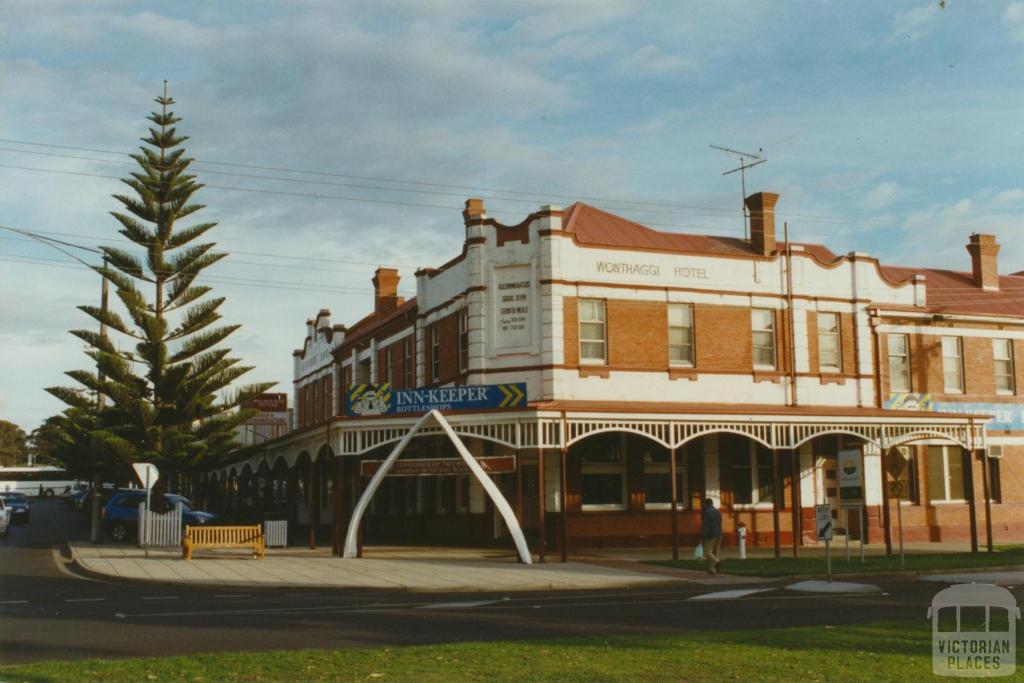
[745,191,779,256]
[372,267,401,315]
[463,197,486,224]
[966,233,1000,291]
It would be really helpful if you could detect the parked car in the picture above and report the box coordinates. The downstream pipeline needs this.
[0,492,31,524]
[71,485,118,513]
[102,490,217,542]
[0,497,9,538]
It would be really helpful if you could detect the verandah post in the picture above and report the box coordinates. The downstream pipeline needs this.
[772,448,781,558]
[670,446,679,561]
[560,445,569,563]
[537,449,546,564]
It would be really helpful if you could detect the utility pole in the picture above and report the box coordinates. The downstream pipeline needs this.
[0,225,111,542]
[90,255,110,543]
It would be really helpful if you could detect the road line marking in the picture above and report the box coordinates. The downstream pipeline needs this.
[687,588,774,601]
[0,600,29,604]
[417,600,501,610]
[65,597,105,602]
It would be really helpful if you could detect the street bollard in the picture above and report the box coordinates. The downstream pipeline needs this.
[737,523,747,559]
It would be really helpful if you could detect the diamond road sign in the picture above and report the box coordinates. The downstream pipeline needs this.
[345,382,527,417]
[886,446,910,481]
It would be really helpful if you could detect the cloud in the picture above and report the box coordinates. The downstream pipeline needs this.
[616,44,697,76]
[1005,3,1024,43]
[887,4,941,44]
[862,181,909,211]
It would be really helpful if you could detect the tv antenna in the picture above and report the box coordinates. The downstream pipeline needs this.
[710,144,766,239]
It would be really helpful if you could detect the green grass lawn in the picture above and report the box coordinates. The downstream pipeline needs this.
[2,619,998,683]
[648,544,1024,577]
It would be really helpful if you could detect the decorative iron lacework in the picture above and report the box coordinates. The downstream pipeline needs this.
[210,412,982,480]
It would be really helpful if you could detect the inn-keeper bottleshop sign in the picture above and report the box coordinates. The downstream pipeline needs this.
[345,382,527,417]
[885,393,1024,430]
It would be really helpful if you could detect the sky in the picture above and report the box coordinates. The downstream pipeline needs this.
[2,1,1024,434]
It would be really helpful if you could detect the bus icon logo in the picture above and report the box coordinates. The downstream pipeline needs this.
[928,584,1020,677]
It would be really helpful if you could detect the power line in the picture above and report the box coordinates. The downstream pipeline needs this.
[0,252,415,297]
[0,160,965,246]
[0,136,1016,233]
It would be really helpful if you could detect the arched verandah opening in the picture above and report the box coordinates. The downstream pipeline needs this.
[351,431,519,551]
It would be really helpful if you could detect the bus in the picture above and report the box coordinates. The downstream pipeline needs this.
[0,466,80,498]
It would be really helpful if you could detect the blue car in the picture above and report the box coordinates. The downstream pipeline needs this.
[102,490,217,542]
[0,492,30,525]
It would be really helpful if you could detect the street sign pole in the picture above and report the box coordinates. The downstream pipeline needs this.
[815,504,834,582]
[845,507,850,561]
[859,504,865,563]
[897,488,905,568]
[826,538,832,583]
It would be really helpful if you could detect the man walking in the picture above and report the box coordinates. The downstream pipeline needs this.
[701,497,722,575]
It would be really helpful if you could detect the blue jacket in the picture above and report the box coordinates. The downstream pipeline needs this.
[701,506,722,539]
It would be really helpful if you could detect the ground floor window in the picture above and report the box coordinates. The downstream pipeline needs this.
[897,451,919,504]
[927,446,965,502]
[988,458,1002,504]
[580,433,626,510]
[722,436,774,506]
[643,449,686,509]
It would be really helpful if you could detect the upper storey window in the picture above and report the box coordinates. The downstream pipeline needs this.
[888,334,910,392]
[668,304,694,366]
[579,299,607,364]
[994,339,1015,395]
[430,325,440,383]
[458,309,469,374]
[817,312,841,373]
[751,308,776,370]
[941,336,964,394]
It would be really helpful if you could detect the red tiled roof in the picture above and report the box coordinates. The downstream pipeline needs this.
[560,202,838,263]
[880,266,1024,317]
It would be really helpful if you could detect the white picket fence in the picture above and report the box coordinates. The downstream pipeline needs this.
[264,520,288,548]
[138,501,183,547]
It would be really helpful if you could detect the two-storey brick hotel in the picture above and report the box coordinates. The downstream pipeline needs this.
[204,192,1023,559]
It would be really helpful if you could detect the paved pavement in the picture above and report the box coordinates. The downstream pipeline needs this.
[70,543,752,591]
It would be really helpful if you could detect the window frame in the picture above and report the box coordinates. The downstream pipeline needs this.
[927,445,966,503]
[941,336,965,394]
[817,311,842,373]
[751,308,777,370]
[728,442,774,508]
[430,325,440,383]
[668,303,695,367]
[994,339,1015,395]
[403,336,414,388]
[887,334,911,393]
[384,346,393,385]
[642,449,687,511]
[580,436,626,511]
[458,309,470,374]
[578,299,607,365]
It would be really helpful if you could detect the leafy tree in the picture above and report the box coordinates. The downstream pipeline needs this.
[48,85,273,497]
[0,420,28,467]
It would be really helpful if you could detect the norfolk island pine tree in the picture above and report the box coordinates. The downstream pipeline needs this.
[47,84,274,513]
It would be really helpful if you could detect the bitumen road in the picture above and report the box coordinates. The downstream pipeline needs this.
[0,498,1015,666]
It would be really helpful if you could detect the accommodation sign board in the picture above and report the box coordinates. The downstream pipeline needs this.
[360,456,516,478]
[885,393,1024,430]
[346,383,527,416]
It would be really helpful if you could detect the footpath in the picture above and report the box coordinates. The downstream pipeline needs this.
[68,543,755,592]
